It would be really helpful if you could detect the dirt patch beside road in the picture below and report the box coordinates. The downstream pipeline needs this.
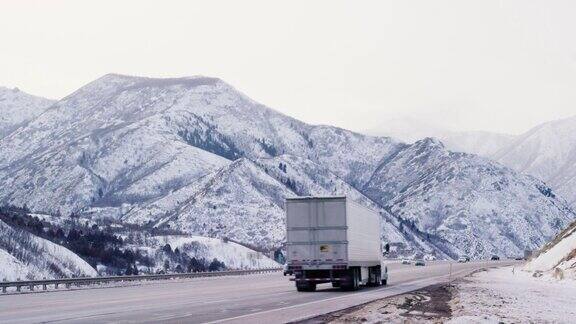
[295,284,454,324]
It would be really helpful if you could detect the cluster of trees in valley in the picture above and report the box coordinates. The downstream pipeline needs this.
[0,205,227,276]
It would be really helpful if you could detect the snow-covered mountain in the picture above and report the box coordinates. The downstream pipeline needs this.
[0,87,54,139]
[493,115,576,207]
[0,219,97,280]
[0,74,397,216]
[124,159,291,249]
[370,115,576,209]
[363,138,575,259]
[0,74,573,260]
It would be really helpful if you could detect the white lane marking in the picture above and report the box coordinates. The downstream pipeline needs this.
[204,275,447,324]
[205,264,500,324]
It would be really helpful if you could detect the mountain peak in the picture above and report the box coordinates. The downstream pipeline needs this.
[413,137,445,149]
[93,73,224,89]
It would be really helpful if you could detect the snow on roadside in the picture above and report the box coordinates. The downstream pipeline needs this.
[524,221,576,280]
[449,267,576,323]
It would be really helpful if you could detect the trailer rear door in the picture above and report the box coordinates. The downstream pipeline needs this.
[286,198,348,266]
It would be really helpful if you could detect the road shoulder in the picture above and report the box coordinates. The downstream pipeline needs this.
[296,266,576,323]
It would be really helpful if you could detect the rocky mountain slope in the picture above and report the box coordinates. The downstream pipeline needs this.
[0,74,574,259]
[493,115,576,207]
[0,87,54,139]
[363,138,575,259]
[370,115,576,209]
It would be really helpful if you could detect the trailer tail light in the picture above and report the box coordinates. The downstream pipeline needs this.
[332,264,347,270]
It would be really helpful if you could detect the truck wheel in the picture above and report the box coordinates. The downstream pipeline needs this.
[308,283,317,291]
[341,268,360,291]
[367,267,380,287]
[381,279,387,286]
[332,282,341,288]
[296,282,316,292]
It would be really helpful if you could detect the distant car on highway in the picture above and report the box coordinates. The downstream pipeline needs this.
[457,256,468,263]
[490,255,500,261]
[283,264,293,276]
[401,259,411,265]
[414,260,425,266]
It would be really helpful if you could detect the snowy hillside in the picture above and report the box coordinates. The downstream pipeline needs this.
[363,138,575,259]
[0,219,97,281]
[124,159,291,249]
[0,74,398,216]
[524,220,576,280]
[141,235,279,271]
[493,115,576,207]
[254,154,446,257]
[0,87,54,139]
[0,74,401,249]
[0,73,573,260]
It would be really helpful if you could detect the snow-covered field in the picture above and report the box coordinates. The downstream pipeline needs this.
[450,267,576,323]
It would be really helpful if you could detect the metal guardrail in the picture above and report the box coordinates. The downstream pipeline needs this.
[0,268,282,294]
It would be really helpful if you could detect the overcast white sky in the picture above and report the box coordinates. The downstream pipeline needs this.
[1,0,575,134]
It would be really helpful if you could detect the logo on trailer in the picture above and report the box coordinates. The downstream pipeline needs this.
[320,245,330,253]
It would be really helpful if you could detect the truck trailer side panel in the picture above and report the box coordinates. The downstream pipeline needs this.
[346,201,381,265]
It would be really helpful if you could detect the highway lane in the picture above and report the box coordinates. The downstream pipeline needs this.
[0,261,516,323]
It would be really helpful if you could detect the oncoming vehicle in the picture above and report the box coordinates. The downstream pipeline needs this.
[490,255,500,261]
[285,197,388,292]
[458,256,468,263]
[401,259,411,265]
[414,260,425,266]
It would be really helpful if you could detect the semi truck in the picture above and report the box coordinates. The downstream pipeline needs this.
[285,196,388,292]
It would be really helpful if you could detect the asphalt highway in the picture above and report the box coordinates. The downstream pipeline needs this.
[0,261,516,323]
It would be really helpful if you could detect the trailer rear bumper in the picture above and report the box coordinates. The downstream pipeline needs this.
[290,277,348,282]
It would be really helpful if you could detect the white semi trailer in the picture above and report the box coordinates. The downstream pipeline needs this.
[285,196,388,292]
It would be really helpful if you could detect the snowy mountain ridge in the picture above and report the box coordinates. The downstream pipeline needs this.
[364,137,574,258]
[0,74,574,260]
[0,86,54,139]
[493,115,576,207]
